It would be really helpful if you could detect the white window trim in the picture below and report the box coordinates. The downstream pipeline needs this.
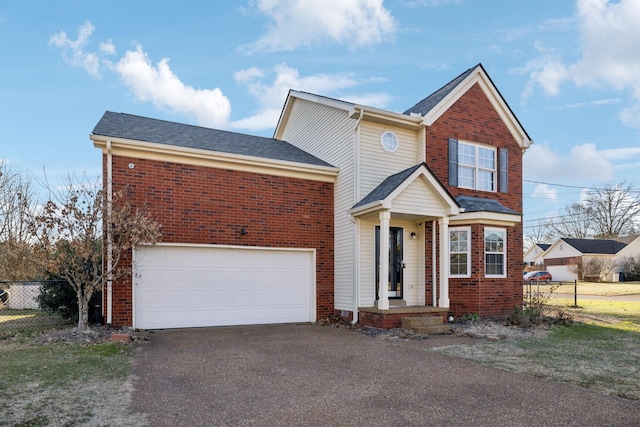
[380,131,399,152]
[485,227,506,278]
[458,140,496,192]
[449,226,471,278]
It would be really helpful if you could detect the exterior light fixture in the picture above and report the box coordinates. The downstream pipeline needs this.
[410,232,417,240]
[240,226,247,235]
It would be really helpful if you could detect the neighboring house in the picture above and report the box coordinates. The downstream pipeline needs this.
[92,63,532,330]
[523,243,551,267]
[542,238,628,282]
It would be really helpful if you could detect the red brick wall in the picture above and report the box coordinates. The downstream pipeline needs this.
[104,155,334,327]
[424,83,525,318]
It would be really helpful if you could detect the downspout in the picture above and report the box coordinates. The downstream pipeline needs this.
[352,108,365,324]
[432,220,437,307]
[106,140,113,325]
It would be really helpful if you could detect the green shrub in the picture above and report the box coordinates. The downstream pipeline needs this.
[36,280,77,321]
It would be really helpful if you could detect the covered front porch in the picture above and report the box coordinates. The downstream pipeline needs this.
[348,163,461,329]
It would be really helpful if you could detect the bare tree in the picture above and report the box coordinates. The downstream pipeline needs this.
[584,181,640,238]
[0,161,40,280]
[29,174,161,330]
[552,202,593,239]
[524,218,554,250]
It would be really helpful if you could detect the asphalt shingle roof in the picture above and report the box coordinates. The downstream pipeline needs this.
[352,164,424,208]
[455,196,520,215]
[562,238,627,255]
[92,111,334,168]
[403,65,478,116]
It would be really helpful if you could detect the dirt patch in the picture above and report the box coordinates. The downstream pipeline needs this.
[316,315,549,342]
[30,325,149,345]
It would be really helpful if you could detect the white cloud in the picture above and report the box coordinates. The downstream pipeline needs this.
[524,0,640,127]
[51,22,392,132]
[113,45,231,128]
[99,40,116,55]
[523,142,614,182]
[230,63,392,130]
[600,146,640,160]
[49,21,102,78]
[531,183,558,201]
[241,0,396,53]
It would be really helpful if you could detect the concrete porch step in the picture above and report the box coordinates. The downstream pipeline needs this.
[401,316,452,335]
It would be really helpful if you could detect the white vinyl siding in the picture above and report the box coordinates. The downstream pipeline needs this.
[279,99,356,311]
[359,122,423,199]
[392,176,448,217]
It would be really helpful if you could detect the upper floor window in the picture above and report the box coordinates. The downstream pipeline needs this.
[448,138,508,193]
[458,141,496,191]
[380,131,399,152]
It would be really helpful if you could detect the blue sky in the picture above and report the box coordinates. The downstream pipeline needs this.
[2,0,640,236]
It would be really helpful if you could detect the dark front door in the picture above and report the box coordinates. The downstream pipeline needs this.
[375,226,403,299]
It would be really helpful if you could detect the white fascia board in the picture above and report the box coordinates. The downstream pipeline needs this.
[386,166,460,215]
[348,200,384,217]
[422,67,532,150]
[91,135,339,182]
[449,210,522,226]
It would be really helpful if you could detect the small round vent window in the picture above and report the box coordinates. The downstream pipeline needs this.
[381,131,399,152]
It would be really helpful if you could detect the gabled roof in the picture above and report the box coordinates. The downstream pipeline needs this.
[93,111,333,168]
[404,63,532,149]
[352,164,424,208]
[561,238,627,255]
[455,196,519,215]
[403,66,476,117]
[536,243,552,251]
[350,163,460,217]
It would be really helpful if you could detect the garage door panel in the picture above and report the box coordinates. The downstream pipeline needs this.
[134,245,315,329]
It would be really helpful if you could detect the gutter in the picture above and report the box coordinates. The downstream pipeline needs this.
[352,108,364,325]
[106,140,113,325]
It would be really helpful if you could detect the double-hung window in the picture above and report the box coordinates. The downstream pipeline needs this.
[449,227,471,277]
[458,141,496,191]
[485,227,506,277]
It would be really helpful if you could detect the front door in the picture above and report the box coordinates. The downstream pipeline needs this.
[375,226,403,299]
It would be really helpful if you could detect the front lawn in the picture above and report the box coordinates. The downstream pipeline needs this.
[434,297,640,400]
[0,314,145,426]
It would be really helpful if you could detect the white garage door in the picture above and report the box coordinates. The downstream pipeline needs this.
[547,265,576,282]
[134,245,315,329]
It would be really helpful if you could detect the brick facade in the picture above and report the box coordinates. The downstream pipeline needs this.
[424,83,524,318]
[105,155,334,327]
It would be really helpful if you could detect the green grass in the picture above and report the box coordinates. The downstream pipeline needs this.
[0,341,135,426]
[436,298,640,400]
[0,315,144,426]
[0,309,71,339]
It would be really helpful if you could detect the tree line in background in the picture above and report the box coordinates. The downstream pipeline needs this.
[525,181,640,246]
[524,181,640,282]
[0,161,161,329]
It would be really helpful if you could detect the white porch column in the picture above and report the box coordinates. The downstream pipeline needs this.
[378,211,391,310]
[438,216,450,308]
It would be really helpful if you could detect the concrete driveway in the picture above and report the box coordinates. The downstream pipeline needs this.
[131,324,640,426]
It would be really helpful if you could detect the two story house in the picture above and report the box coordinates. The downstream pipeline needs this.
[92,63,531,330]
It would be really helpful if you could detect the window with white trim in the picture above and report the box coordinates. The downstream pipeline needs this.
[449,227,470,277]
[458,141,496,191]
[485,227,506,277]
[380,131,399,152]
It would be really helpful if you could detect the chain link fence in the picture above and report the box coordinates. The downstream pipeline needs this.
[0,280,103,334]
